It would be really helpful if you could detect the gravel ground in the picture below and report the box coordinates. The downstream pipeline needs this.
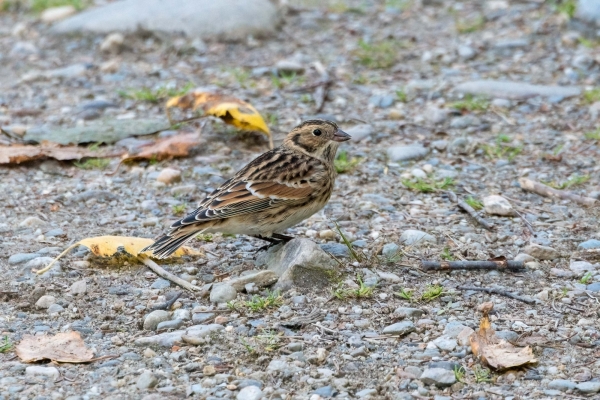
[1,1,600,399]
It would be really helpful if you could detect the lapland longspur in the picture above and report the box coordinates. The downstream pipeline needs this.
[143,119,351,259]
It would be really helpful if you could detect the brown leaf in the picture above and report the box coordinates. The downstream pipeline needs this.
[0,143,122,164]
[124,133,202,161]
[15,331,94,363]
[469,304,537,370]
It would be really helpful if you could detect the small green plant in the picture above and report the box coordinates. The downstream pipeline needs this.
[481,136,522,161]
[545,174,590,190]
[456,15,485,34]
[355,275,373,298]
[395,287,414,301]
[464,196,483,210]
[257,329,282,351]
[240,338,255,354]
[172,204,187,215]
[0,336,12,353]
[196,233,213,242]
[473,365,493,383]
[401,177,454,193]
[245,290,283,312]
[271,72,305,89]
[334,150,362,173]
[74,158,110,170]
[396,89,407,102]
[578,37,599,48]
[585,129,600,140]
[332,275,373,300]
[440,247,455,261]
[226,300,238,311]
[118,83,194,103]
[580,271,593,284]
[450,94,489,112]
[421,284,444,302]
[583,88,600,104]
[229,68,253,88]
[453,366,466,383]
[555,0,577,18]
[355,39,403,69]
[31,0,89,12]
[333,283,352,300]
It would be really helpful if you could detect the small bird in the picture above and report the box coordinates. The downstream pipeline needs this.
[142,120,351,259]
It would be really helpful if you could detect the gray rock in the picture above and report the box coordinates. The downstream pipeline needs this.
[443,322,468,338]
[257,239,338,291]
[170,184,196,197]
[210,284,237,303]
[400,229,436,245]
[225,271,278,292]
[136,371,158,390]
[35,295,56,309]
[570,261,597,274]
[320,243,350,258]
[448,137,474,154]
[387,145,429,162]
[450,115,481,129]
[274,59,305,75]
[457,45,476,60]
[454,80,581,100]
[425,107,449,124]
[483,195,515,216]
[432,336,457,351]
[394,307,424,318]
[47,304,64,314]
[420,368,456,387]
[523,244,560,260]
[313,386,335,397]
[143,310,171,331]
[52,0,280,40]
[356,388,378,398]
[237,385,263,400]
[369,95,395,108]
[432,139,448,150]
[382,321,415,336]
[376,270,401,283]
[8,253,40,265]
[587,282,600,292]
[156,319,185,330]
[69,280,87,295]
[347,124,374,141]
[495,330,519,342]
[19,216,48,227]
[578,239,600,249]
[173,309,191,321]
[192,313,215,324]
[267,359,300,377]
[25,366,60,380]
[576,381,600,393]
[548,379,577,392]
[135,324,224,347]
[577,0,600,26]
[382,243,400,258]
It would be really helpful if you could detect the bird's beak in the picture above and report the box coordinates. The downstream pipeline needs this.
[333,129,351,142]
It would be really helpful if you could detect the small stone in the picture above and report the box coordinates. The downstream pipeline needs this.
[35,295,56,309]
[25,366,60,380]
[237,385,263,400]
[47,304,64,314]
[450,115,480,129]
[274,59,305,74]
[381,243,400,258]
[173,309,191,320]
[448,137,474,154]
[100,32,124,53]
[136,371,158,390]
[69,280,87,295]
[215,315,228,324]
[394,307,423,318]
[376,270,401,282]
[535,290,549,301]
[157,168,182,184]
[170,184,196,197]
[156,319,185,330]
[8,253,40,265]
[320,243,350,258]
[523,244,560,260]
[411,168,427,179]
[483,195,515,216]
[143,310,171,331]
[356,388,378,398]
[456,327,475,346]
[400,229,436,245]
[576,381,600,394]
[431,140,448,151]
[347,124,373,141]
[454,80,581,100]
[457,45,476,60]
[569,261,596,274]
[192,313,215,324]
[443,322,468,338]
[577,318,594,326]
[203,365,216,376]
[151,278,171,289]
[432,336,457,351]
[587,282,600,292]
[578,239,600,250]
[382,321,415,336]
[143,348,157,358]
[548,379,577,392]
[143,217,159,227]
[210,284,237,303]
[387,145,429,162]
[425,107,449,124]
[319,229,336,240]
[420,368,456,387]
[40,6,76,23]
[514,253,535,262]
[19,216,47,227]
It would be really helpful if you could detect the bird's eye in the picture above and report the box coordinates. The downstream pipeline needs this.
[312,129,322,136]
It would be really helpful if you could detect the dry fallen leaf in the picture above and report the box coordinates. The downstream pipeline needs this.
[124,133,202,161]
[36,235,203,275]
[470,302,537,370]
[0,143,122,164]
[166,91,272,147]
[16,331,94,363]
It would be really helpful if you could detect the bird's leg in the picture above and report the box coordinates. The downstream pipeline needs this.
[252,235,284,252]
[271,233,294,242]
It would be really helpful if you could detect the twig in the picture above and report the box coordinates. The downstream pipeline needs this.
[421,260,524,271]
[457,198,494,231]
[518,178,597,207]
[456,286,537,304]
[138,255,206,293]
[515,209,536,237]
[149,291,182,311]
[552,298,564,314]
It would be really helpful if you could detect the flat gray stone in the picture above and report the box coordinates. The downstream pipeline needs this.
[420,368,456,387]
[387,145,429,162]
[134,324,224,347]
[577,381,600,393]
[400,229,436,246]
[237,385,263,400]
[52,0,280,40]
[136,371,158,390]
[577,0,600,26]
[523,244,560,260]
[347,124,374,141]
[382,321,415,336]
[143,310,171,331]
[578,239,600,249]
[210,284,237,303]
[454,80,581,100]
[548,379,577,392]
[8,253,40,265]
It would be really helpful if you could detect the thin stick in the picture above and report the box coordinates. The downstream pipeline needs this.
[518,178,597,207]
[421,260,524,271]
[515,209,536,237]
[149,291,182,311]
[457,199,494,231]
[36,243,80,275]
[456,286,537,304]
[138,255,205,293]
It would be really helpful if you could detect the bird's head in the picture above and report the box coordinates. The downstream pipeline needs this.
[283,119,351,162]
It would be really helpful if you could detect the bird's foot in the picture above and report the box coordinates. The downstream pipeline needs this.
[252,234,294,252]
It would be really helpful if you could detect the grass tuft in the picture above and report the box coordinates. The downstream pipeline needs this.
[421,284,444,301]
[245,290,283,312]
[401,177,454,193]
[172,204,187,215]
[450,95,489,112]
[453,366,466,383]
[544,174,590,190]
[31,0,89,12]
[334,150,362,174]
[584,129,600,140]
[580,271,593,284]
[456,15,485,34]
[355,39,403,69]
[481,135,522,161]
[440,247,455,261]
[555,0,577,18]
[74,158,110,170]
[118,83,194,103]
[395,287,414,301]
[473,365,493,383]
[0,336,12,353]
[464,196,483,210]
[583,88,600,104]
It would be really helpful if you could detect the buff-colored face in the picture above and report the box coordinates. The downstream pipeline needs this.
[285,120,351,159]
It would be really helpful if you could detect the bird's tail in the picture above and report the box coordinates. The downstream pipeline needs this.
[141,225,207,259]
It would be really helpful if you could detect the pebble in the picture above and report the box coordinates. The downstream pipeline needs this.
[25,366,59,380]
[47,304,64,314]
[400,229,436,245]
[40,6,76,23]
[347,124,374,141]
[35,295,56,309]
[431,140,448,151]
[170,184,196,197]
[236,385,263,400]
[319,229,336,240]
[156,168,182,184]
[387,145,429,162]
[454,80,581,100]
[382,321,415,336]
[548,379,577,391]
[523,244,560,260]
[19,216,47,227]
[143,310,171,331]
[100,32,124,53]
[320,243,350,258]
[376,270,401,282]
[578,239,600,250]
[569,261,596,274]
[456,327,474,346]
[136,371,158,390]
[369,95,395,108]
[483,195,515,216]
[8,253,40,265]
[151,278,171,289]
[192,313,215,324]
[274,59,305,74]
[432,336,457,351]
[587,282,600,292]
[69,280,87,295]
[576,381,600,394]
[156,319,185,330]
[420,368,456,387]
[381,243,400,258]
[173,309,191,321]
[450,115,481,129]
[448,137,474,155]
[457,45,476,60]
[411,168,427,179]
[210,284,237,303]
[313,386,335,397]
[535,290,549,301]
[394,307,423,318]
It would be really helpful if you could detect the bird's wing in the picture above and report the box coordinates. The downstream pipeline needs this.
[171,150,327,227]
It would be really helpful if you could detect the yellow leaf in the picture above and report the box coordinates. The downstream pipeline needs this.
[35,235,202,275]
[166,92,271,147]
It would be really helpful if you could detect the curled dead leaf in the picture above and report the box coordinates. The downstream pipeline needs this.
[0,143,122,164]
[124,133,202,162]
[16,331,94,363]
[477,301,494,314]
[166,91,272,148]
